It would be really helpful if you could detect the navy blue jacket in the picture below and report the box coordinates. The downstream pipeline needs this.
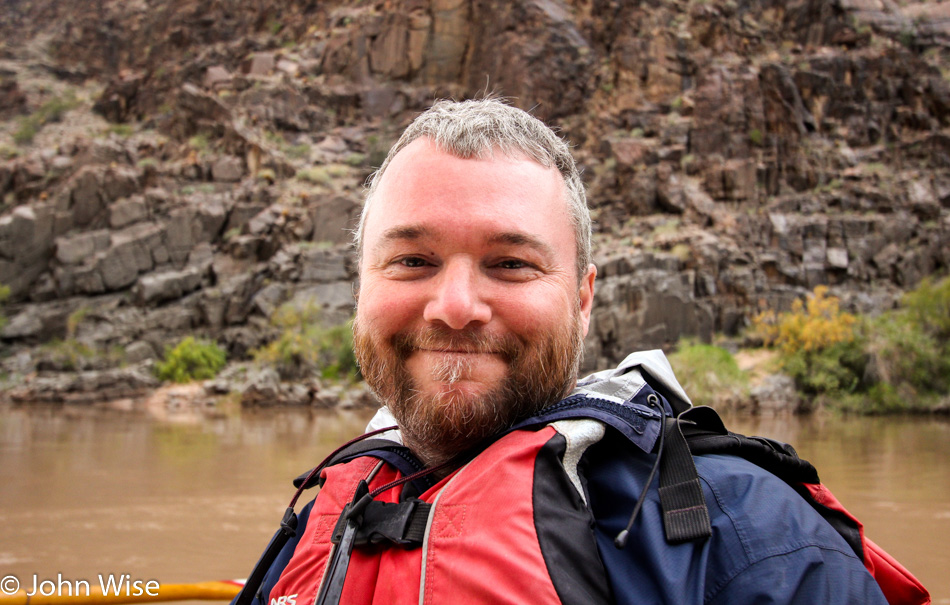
[587,432,887,603]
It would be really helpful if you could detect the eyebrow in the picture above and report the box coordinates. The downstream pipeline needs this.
[487,231,557,258]
[375,225,431,251]
[374,224,556,258]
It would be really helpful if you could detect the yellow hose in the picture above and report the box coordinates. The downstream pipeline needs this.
[0,581,243,605]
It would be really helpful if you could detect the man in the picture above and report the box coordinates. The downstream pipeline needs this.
[240,99,890,604]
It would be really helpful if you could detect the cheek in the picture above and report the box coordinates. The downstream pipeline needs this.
[494,288,574,337]
[357,282,425,335]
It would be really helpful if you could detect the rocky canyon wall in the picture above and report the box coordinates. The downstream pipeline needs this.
[0,0,947,391]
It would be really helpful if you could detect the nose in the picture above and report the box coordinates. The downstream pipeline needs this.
[423,259,492,330]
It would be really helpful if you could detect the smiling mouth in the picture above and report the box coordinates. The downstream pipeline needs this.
[393,328,518,363]
[417,348,498,355]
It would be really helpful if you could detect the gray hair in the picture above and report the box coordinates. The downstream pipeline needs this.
[354,98,592,281]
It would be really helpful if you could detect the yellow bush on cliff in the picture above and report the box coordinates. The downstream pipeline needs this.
[753,286,857,354]
[752,286,863,397]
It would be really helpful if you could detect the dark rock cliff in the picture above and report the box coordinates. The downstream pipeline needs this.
[0,0,947,399]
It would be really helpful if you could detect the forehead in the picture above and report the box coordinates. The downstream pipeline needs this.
[362,138,574,255]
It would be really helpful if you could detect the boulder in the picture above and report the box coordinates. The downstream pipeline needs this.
[211,156,244,182]
[249,282,286,318]
[54,264,105,295]
[310,196,361,244]
[125,340,158,364]
[101,166,140,202]
[826,247,849,270]
[276,59,299,77]
[75,140,130,168]
[0,204,56,297]
[89,222,166,292]
[299,248,350,282]
[165,209,195,265]
[55,230,111,265]
[203,65,232,89]
[96,242,145,291]
[240,84,315,132]
[750,374,803,414]
[177,82,232,128]
[92,71,146,123]
[607,137,659,168]
[69,167,105,228]
[1,307,45,339]
[133,266,204,305]
[195,195,229,242]
[592,272,714,358]
[243,52,276,76]
[109,195,149,229]
[240,366,281,405]
[291,282,355,313]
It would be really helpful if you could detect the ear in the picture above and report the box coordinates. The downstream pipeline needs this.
[578,263,596,338]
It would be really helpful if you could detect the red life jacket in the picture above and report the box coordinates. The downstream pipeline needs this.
[802,483,930,605]
[267,425,610,605]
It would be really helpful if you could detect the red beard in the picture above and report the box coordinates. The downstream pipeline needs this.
[353,315,584,467]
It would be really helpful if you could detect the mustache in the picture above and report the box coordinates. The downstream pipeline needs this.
[392,327,523,361]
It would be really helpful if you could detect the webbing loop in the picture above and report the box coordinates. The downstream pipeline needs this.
[658,414,712,543]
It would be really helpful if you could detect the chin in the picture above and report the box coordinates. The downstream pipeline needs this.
[415,375,483,397]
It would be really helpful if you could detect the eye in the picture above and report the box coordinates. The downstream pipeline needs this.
[399,256,430,268]
[496,259,527,270]
[488,258,543,282]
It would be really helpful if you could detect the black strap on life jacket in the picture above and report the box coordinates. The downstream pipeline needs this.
[658,414,712,543]
[656,405,844,551]
[330,497,431,548]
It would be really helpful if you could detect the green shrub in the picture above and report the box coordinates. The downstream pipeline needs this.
[14,93,79,145]
[13,119,39,145]
[862,276,950,402]
[40,338,97,371]
[667,341,749,408]
[155,336,227,383]
[344,152,367,167]
[188,134,210,154]
[285,143,311,159]
[902,276,950,341]
[751,286,865,397]
[253,303,359,381]
[317,321,359,381]
[779,338,866,397]
[105,123,134,137]
[297,166,331,185]
[0,283,9,331]
[749,128,764,147]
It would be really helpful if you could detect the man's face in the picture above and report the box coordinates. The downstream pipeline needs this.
[354,137,596,466]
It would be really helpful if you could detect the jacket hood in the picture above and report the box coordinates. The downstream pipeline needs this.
[572,349,692,410]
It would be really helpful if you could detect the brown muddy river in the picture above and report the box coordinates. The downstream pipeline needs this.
[0,403,947,603]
